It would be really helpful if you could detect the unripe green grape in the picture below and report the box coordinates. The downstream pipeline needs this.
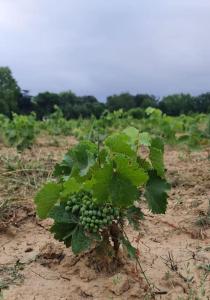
[65,206,70,212]
[72,205,80,213]
[103,208,108,214]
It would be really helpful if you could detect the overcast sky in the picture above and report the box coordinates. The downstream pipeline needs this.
[0,0,210,100]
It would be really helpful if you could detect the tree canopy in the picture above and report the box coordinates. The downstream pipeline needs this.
[0,67,21,116]
[1,66,210,118]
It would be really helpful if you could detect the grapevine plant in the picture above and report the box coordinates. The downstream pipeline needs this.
[35,127,170,265]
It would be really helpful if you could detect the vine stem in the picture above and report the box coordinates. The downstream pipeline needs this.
[120,225,152,291]
[120,225,167,295]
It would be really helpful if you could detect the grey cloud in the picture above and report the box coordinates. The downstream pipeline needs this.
[0,0,210,100]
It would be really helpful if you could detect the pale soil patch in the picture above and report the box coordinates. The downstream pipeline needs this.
[0,141,210,300]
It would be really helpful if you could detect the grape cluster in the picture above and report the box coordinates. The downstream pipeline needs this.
[80,194,120,233]
[64,191,87,214]
[64,191,120,233]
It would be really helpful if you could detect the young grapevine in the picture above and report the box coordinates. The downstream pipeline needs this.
[35,127,170,262]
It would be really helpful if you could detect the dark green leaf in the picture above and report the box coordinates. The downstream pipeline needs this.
[114,154,148,186]
[48,203,78,224]
[50,223,76,247]
[105,132,136,157]
[110,174,139,207]
[71,226,92,254]
[149,137,164,177]
[144,171,170,214]
[35,183,61,219]
[127,206,144,230]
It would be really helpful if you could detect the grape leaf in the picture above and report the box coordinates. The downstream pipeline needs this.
[71,226,92,254]
[50,223,76,247]
[61,178,81,198]
[137,157,151,171]
[149,137,164,177]
[114,154,148,186]
[53,152,73,178]
[127,206,144,230]
[92,163,113,203]
[110,174,138,207]
[35,183,61,219]
[105,132,136,157]
[48,203,78,224]
[139,132,151,146]
[144,171,170,214]
[92,158,144,207]
[71,141,98,177]
[123,127,139,148]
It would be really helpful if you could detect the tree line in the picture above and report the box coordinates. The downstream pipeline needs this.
[1,66,210,119]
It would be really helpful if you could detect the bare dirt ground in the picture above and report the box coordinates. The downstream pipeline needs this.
[0,137,210,300]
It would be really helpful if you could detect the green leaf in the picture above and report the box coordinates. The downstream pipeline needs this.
[92,163,113,204]
[48,203,78,224]
[71,141,98,177]
[50,222,76,247]
[114,154,148,186]
[149,137,164,177]
[121,236,137,259]
[92,159,143,207]
[35,183,61,219]
[53,152,73,178]
[123,127,139,148]
[110,174,139,207]
[71,226,92,254]
[144,171,170,214]
[137,157,151,172]
[105,132,136,157]
[127,206,144,230]
[139,132,151,146]
[61,178,81,198]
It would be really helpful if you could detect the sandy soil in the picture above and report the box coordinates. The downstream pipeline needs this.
[0,138,210,300]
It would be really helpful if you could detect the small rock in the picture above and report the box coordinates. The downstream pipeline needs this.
[61,255,80,267]
[25,247,33,253]
[79,267,97,282]
[39,242,64,260]
[6,225,18,236]
[107,273,130,296]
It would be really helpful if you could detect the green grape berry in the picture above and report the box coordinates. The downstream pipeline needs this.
[72,205,80,213]
[65,206,70,212]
